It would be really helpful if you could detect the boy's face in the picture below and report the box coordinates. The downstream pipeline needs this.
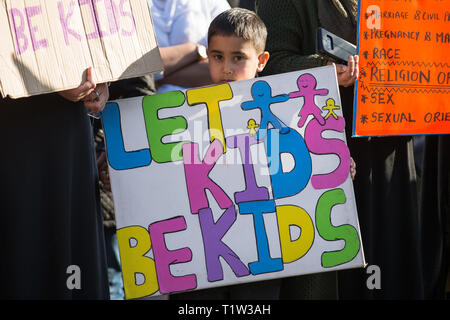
[207,35,269,84]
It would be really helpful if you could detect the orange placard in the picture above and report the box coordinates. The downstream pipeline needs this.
[354,0,450,136]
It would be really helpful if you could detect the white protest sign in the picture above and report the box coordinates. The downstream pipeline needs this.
[0,0,162,98]
[102,65,366,299]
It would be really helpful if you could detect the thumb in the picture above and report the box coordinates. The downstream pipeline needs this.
[78,77,95,94]
[86,66,96,89]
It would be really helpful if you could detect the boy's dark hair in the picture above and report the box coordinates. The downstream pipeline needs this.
[208,8,267,52]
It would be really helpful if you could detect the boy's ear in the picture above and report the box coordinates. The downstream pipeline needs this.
[256,51,270,72]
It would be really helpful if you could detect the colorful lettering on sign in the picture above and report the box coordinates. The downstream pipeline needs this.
[9,0,137,54]
[10,6,48,54]
[58,1,82,45]
[183,140,233,214]
[263,128,311,199]
[238,200,283,275]
[186,84,233,153]
[226,134,269,203]
[116,226,158,299]
[142,91,188,163]
[198,206,250,282]
[315,189,360,268]
[276,205,314,263]
[305,116,351,189]
[102,102,151,170]
[149,217,196,294]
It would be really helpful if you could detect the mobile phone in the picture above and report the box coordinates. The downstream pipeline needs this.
[316,28,356,64]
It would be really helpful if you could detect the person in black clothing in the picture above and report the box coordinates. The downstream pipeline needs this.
[0,68,110,299]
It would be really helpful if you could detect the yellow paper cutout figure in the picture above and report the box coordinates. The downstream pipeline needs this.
[322,98,340,120]
[247,119,260,136]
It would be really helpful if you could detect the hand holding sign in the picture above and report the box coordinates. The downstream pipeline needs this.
[58,67,96,102]
[83,68,110,115]
[58,67,109,114]
[328,55,359,87]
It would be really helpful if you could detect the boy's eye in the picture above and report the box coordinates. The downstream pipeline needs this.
[213,54,223,61]
[233,55,245,61]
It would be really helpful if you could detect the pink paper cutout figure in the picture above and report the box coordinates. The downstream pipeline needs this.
[289,74,329,128]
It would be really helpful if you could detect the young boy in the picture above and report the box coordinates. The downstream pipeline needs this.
[206,8,270,84]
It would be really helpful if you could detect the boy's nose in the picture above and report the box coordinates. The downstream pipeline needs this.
[223,61,233,74]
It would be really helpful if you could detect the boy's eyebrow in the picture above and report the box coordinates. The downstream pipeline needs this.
[209,49,248,56]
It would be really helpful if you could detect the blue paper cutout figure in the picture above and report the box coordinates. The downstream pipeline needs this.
[241,81,290,136]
